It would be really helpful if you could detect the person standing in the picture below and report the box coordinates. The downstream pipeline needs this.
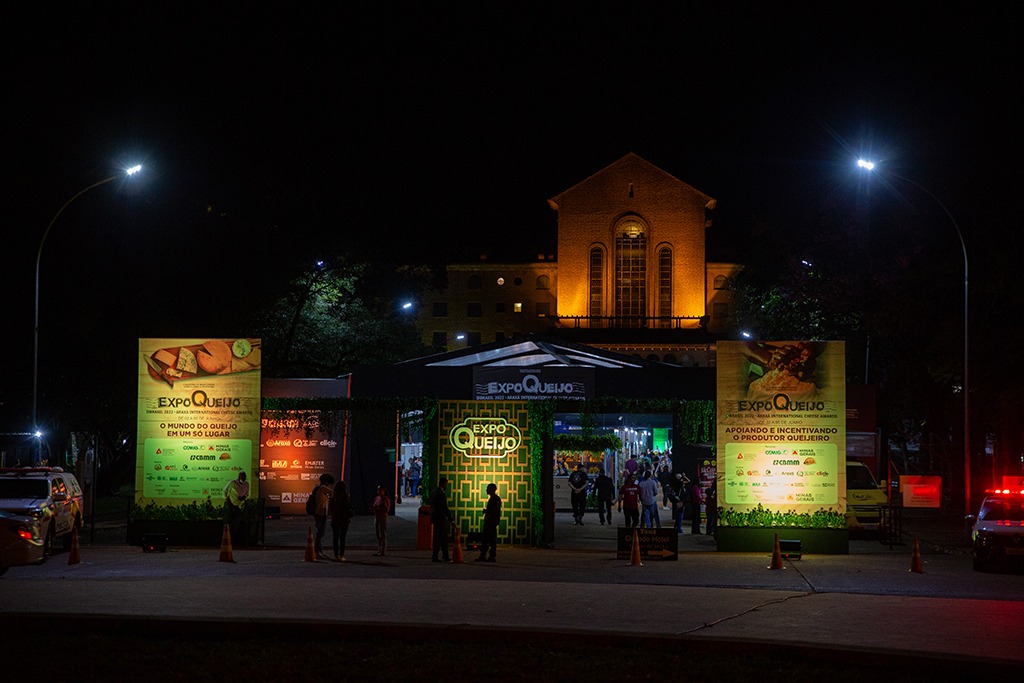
[638,469,661,528]
[329,480,354,562]
[409,458,423,498]
[705,478,718,535]
[475,482,501,562]
[617,474,640,528]
[568,463,589,525]
[371,485,392,556]
[690,475,706,535]
[430,477,455,562]
[672,473,691,533]
[223,470,249,542]
[595,468,615,525]
[313,473,334,560]
[395,462,404,505]
[657,463,673,510]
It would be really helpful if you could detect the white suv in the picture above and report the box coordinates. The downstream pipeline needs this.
[968,488,1024,572]
[0,468,84,559]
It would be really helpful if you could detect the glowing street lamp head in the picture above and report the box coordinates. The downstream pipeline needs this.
[126,164,142,176]
[856,159,875,171]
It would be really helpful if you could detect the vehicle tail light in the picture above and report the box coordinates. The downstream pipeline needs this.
[18,529,33,540]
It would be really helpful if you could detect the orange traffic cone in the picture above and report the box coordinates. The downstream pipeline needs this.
[67,527,81,565]
[452,526,465,564]
[304,526,316,562]
[219,523,235,563]
[910,536,924,574]
[629,530,643,567]
[768,533,785,570]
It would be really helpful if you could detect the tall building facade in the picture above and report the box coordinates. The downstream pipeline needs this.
[419,154,741,365]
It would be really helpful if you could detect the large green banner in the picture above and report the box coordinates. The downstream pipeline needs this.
[136,338,262,506]
[716,341,846,529]
[438,401,532,545]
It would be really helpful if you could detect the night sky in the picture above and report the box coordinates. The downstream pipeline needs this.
[2,5,1020,432]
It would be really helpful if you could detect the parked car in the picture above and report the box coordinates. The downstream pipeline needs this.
[845,460,888,531]
[967,488,1024,572]
[0,467,84,559]
[0,509,45,575]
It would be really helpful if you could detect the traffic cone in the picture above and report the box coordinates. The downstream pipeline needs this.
[629,530,643,567]
[768,533,785,570]
[910,536,924,574]
[67,527,81,565]
[452,526,465,564]
[304,526,316,562]
[219,524,235,563]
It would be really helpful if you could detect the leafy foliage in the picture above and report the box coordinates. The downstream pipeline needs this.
[254,258,431,378]
[718,503,846,529]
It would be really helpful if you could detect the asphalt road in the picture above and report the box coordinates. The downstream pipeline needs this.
[2,504,1022,675]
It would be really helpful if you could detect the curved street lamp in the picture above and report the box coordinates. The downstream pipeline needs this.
[32,165,142,438]
[857,159,970,514]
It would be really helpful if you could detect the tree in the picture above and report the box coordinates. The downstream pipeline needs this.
[254,257,431,377]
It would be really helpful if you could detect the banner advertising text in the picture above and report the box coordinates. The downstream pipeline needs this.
[136,338,262,506]
[716,341,846,529]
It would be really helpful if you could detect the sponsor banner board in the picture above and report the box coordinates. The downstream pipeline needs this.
[136,338,262,506]
[717,341,846,529]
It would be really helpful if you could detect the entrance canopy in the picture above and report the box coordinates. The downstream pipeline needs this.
[405,338,653,369]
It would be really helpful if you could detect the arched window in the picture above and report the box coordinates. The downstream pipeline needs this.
[536,275,550,290]
[657,246,672,327]
[589,246,604,320]
[713,275,729,290]
[615,217,647,327]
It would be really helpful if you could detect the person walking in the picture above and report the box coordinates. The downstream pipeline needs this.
[568,463,589,525]
[409,458,422,498]
[617,474,640,528]
[371,485,391,555]
[313,473,334,560]
[475,482,501,562]
[638,469,661,528]
[223,470,249,542]
[595,468,615,525]
[329,480,354,562]
[430,477,455,562]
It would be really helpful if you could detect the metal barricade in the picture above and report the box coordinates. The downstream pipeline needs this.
[879,504,903,548]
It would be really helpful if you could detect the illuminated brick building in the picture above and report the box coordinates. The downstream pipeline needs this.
[420,153,741,365]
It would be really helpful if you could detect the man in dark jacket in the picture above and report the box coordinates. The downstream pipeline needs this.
[568,463,589,525]
[475,482,501,562]
[595,468,616,525]
[430,477,455,562]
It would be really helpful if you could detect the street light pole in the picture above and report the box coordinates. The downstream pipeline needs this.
[33,166,142,437]
[857,160,970,514]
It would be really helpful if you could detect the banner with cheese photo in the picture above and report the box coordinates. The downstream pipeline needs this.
[716,341,847,550]
[135,338,262,506]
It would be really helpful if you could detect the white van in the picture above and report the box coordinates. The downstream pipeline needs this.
[845,460,888,531]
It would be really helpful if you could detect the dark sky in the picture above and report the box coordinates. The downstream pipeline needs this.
[2,5,1020,430]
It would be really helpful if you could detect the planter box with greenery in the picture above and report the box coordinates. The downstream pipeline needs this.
[715,504,849,554]
[128,498,262,547]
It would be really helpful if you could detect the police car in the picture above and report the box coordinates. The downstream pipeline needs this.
[968,488,1024,572]
[0,468,84,560]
